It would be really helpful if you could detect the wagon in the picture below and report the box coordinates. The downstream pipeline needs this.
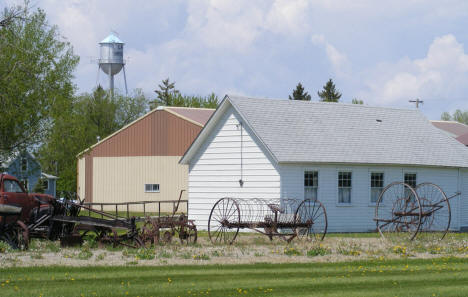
[208,198,327,244]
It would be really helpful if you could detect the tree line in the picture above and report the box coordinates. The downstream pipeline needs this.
[289,79,363,104]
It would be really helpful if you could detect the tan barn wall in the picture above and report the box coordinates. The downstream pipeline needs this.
[77,158,86,200]
[92,156,188,213]
[76,110,204,203]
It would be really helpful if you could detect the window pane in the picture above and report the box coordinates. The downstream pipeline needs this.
[339,188,351,203]
[404,173,417,188]
[304,187,317,200]
[304,171,318,200]
[4,180,24,193]
[370,173,384,203]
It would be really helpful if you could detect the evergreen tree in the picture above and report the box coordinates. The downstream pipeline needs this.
[317,79,342,102]
[289,83,311,101]
[352,98,364,104]
[150,78,179,109]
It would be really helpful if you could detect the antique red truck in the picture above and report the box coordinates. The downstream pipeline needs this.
[0,173,54,249]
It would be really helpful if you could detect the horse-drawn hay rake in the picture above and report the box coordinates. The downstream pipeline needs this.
[374,182,459,240]
[208,198,327,244]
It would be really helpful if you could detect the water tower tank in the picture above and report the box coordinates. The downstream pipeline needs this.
[99,33,124,75]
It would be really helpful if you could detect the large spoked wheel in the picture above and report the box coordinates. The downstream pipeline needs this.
[375,182,422,241]
[208,198,240,244]
[415,183,451,240]
[294,199,328,241]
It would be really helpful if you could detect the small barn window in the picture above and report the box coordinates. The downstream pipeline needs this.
[370,172,384,203]
[338,171,352,203]
[404,173,417,200]
[21,158,28,172]
[145,184,160,193]
[304,171,318,201]
[404,173,417,188]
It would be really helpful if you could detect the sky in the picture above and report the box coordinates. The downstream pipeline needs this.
[4,0,468,119]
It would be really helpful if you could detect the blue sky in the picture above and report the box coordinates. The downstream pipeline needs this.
[5,0,468,119]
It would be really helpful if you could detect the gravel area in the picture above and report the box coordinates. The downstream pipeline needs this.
[1,234,467,267]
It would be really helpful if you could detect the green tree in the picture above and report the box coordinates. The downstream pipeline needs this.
[151,78,219,109]
[0,3,79,163]
[440,110,468,125]
[38,87,149,192]
[150,78,179,109]
[289,83,311,101]
[317,79,342,102]
[441,112,452,121]
[352,98,364,104]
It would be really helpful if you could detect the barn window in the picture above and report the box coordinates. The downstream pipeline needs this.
[21,158,28,172]
[404,173,417,188]
[145,184,160,193]
[338,171,352,203]
[370,172,384,203]
[43,179,49,190]
[304,171,318,201]
[404,173,417,200]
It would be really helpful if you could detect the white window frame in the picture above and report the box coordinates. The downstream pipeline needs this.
[337,170,352,205]
[304,170,319,201]
[369,171,385,205]
[145,184,160,193]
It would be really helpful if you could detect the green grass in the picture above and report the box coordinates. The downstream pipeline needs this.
[1,257,468,296]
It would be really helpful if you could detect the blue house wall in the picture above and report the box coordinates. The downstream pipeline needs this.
[4,152,57,197]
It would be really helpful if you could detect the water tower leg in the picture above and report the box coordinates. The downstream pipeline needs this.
[123,65,128,96]
[108,65,114,97]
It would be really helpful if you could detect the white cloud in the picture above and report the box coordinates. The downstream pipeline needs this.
[363,34,468,107]
[311,34,349,76]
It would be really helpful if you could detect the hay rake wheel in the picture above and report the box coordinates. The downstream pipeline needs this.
[415,182,451,240]
[294,199,328,242]
[375,182,422,241]
[208,198,240,245]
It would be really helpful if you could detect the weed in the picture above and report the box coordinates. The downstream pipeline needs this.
[307,244,330,257]
[158,250,172,259]
[96,253,106,261]
[337,240,362,256]
[283,247,302,256]
[193,253,210,260]
[30,252,44,259]
[0,241,11,253]
[136,248,155,260]
[45,241,60,253]
[254,252,264,257]
[211,250,224,257]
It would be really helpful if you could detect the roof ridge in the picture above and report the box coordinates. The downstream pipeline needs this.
[227,94,420,113]
[165,106,215,110]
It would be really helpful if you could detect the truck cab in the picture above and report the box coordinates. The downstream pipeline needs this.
[0,173,40,223]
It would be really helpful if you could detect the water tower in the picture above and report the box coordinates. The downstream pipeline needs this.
[98,33,128,96]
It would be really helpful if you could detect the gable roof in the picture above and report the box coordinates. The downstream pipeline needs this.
[181,95,468,168]
[77,106,215,157]
[456,132,468,146]
[431,120,468,138]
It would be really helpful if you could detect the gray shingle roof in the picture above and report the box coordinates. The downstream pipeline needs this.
[228,95,468,168]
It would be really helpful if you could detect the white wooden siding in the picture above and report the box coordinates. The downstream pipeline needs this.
[188,107,280,229]
[280,164,461,232]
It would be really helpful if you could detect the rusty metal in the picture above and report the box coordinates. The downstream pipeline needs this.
[374,182,458,240]
[138,190,198,246]
[207,198,327,244]
[0,205,29,250]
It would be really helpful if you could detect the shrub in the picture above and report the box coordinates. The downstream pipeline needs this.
[193,253,210,260]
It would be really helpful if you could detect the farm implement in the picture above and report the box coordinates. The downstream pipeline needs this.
[208,197,328,244]
[374,182,459,240]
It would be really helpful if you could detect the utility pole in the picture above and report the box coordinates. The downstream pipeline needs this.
[409,98,424,108]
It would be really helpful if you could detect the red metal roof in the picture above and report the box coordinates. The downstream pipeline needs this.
[165,107,215,126]
[456,132,468,146]
[431,121,468,138]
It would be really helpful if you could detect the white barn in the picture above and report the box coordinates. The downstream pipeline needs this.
[180,95,468,232]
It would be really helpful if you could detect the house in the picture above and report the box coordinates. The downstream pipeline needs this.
[77,106,214,211]
[1,151,58,197]
[431,120,468,146]
[180,95,468,232]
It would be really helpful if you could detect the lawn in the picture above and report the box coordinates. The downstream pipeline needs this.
[1,257,467,297]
